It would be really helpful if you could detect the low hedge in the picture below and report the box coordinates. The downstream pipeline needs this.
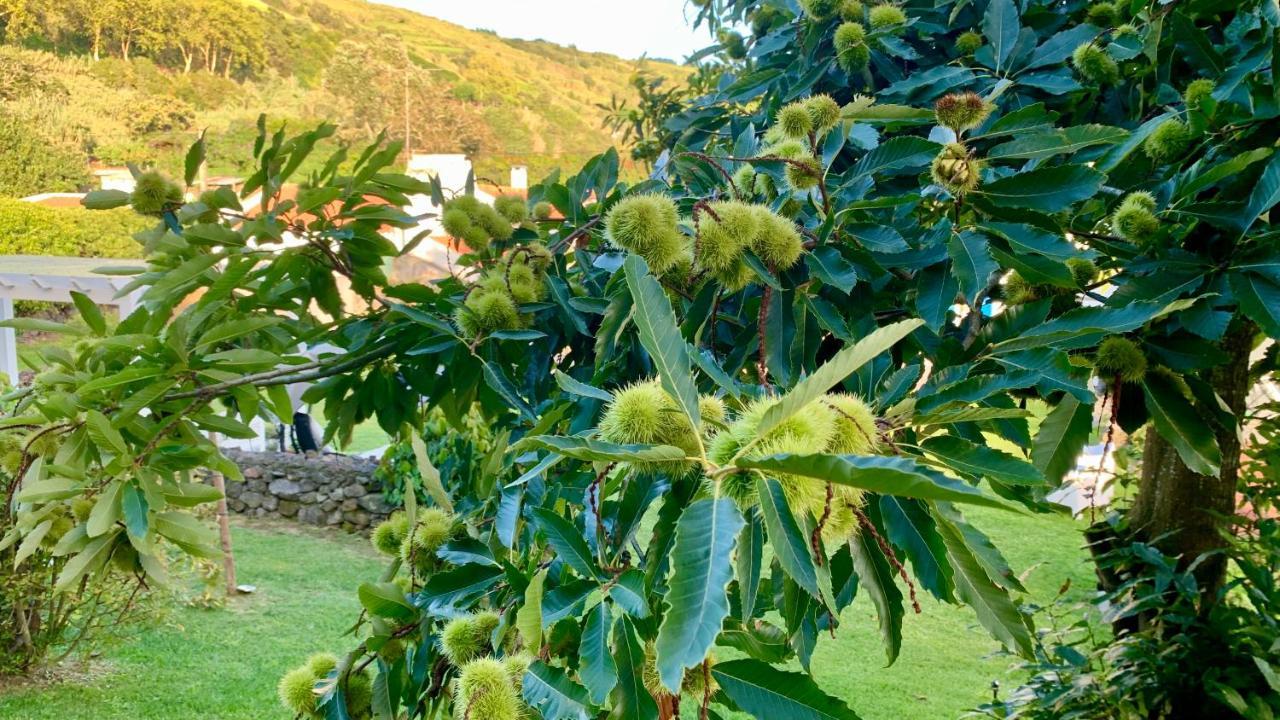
[0,197,147,259]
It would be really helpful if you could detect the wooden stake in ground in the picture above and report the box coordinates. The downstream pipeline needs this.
[207,432,237,596]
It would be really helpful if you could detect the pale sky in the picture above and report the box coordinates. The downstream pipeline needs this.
[372,0,713,62]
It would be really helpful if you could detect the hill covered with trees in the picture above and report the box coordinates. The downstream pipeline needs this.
[0,0,691,191]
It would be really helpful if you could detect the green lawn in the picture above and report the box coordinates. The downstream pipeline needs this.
[0,509,1092,720]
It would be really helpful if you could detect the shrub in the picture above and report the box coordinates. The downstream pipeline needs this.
[0,198,146,258]
[0,112,88,197]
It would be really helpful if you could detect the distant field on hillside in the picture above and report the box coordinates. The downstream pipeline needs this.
[0,0,694,191]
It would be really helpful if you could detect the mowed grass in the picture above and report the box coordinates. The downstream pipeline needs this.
[0,509,1092,720]
[0,521,382,720]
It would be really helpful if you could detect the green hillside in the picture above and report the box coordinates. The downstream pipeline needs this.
[0,0,691,192]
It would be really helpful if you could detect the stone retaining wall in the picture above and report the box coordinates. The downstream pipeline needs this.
[216,450,390,532]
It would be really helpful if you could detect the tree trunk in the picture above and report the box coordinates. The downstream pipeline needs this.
[1129,319,1255,600]
[207,434,238,597]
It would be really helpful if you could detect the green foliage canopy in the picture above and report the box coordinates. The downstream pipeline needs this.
[3,0,1280,718]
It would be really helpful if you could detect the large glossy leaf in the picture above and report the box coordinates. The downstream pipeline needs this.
[611,616,659,720]
[623,254,701,437]
[523,661,592,720]
[523,435,688,464]
[990,299,1189,353]
[757,477,834,608]
[580,601,618,703]
[922,435,1045,486]
[850,136,940,178]
[933,506,1034,658]
[1030,394,1093,485]
[986,125,1127,161]
[654,497,743,692]
[712,659,864,720]
[978,165,1104,211]
[516,568,546,650]
[1142,372,1222,476]
[915,264,959,332]
[530,507,600,581]
[1229,271,1280,338]
[737,511,764,622]
[741,454,1010,509]
[947,230,998,305]
[879,496,954,602]
[1240,150,1280,232]
[982,0,1019,73]
[848,522,904,665]
[753,319,922,442]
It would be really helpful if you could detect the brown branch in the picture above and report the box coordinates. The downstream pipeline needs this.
[812,483,834,567]
[853,505,921,614]
[756,284,772,390]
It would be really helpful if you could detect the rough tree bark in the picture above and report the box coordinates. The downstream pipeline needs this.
[1129,319,1256,601]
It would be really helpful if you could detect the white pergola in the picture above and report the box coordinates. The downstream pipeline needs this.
[0,255,145,385]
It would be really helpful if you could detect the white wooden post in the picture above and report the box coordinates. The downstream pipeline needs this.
[0,297,17,386]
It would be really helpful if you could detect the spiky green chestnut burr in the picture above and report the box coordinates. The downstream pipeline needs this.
[502,264,545,304]
[1143,120,1190,165]
[598,380,699,475]
[454,290,520,338]
[934,92,992,133]
[715,257,757,292]
[711,397,836,509]
[1085,1,1119,27]
[750,207,805,269]
[718,30,747,59]
[1066,258,1098,288]
[130,171,183,217]
[1095,337,1147,382]
[531,201,553,220]
[503,653,533,691]
[1071,43,1119,86]
[804,94,842,135]
[604,194,686,274]
[839,0,864,20]
[696,201,760,273]
[449,612,502,666]
[1003,271,1039,305]
[454,658,522,720]
[1111,191,1160,247]
[955,30,983,55]
[823,393,878,455]
[834,22,870,74]
[931,143,982,196]
[371,513,409,556]
[1184,79,1215,109]
[278,666,320,716]
[399,507,454,572]
[777,102,814,139]
[798,0,841,20]
[868,3,906,29]
[493,195,527,224]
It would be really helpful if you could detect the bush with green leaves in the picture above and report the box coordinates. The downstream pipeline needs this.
[0,197,146,257]
[0,111,88,197]
[2,0,1279,718]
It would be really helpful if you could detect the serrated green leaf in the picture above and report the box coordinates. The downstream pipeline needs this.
[712,658,864,720]
[741,454,1011,509]
[624,254,701,436]
[523,435,687,463]
[933,505,1034,658]
[655,497,743,692]
[1142,372,1221,476]
[580,601,617,703]
[522,661,592,720]
[516,568,546,650]
[753,319,922,443]
[1030,394,1092,484]
[530,507,599,581]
